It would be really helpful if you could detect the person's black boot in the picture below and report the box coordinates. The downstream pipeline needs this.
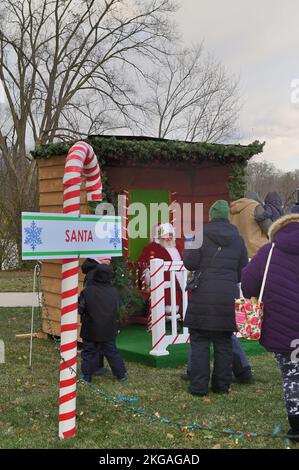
[181,371,191,381]
[232,367,254,384]
[287,415,299,443]
[93,367,109,377]
[189,387,208,397]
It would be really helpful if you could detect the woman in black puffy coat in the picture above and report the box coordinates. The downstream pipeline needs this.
[184,200,248,396]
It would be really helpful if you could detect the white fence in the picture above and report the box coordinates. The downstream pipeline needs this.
[149,258,190,356]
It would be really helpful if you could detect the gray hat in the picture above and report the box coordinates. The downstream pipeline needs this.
[245,191,262,204]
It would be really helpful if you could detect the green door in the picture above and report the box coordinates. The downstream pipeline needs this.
[128,189,171,261]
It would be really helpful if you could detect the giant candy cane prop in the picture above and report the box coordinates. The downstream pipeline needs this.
[59,141,102,439]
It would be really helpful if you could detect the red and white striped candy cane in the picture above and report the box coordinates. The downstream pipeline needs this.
[135,267,140,289]
[121,190,129,257]
[141,268,146,292]
[170,191,177,226]
[59,141,102,439]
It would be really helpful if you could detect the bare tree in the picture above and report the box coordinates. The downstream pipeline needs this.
[247,159,299,209]
[276,170,299,208]
[146,45,240,142]
[0,0,176,259]
[246,160,280,200]
[0,150,38,264]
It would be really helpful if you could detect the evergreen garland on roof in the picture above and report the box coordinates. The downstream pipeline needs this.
[228,161,249,201]
[32,136,265,164]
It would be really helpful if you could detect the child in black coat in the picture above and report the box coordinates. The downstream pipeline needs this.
[80,258,107,376]
[79,261,127,383]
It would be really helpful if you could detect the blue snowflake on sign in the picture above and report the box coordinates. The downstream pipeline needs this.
[24,221,43,251]
[109,224,121,249]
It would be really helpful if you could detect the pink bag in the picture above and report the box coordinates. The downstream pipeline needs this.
[235,243,275,341]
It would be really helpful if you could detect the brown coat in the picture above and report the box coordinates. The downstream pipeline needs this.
[230,198,269,258]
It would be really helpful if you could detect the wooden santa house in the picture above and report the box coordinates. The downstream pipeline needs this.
[32,135,264,336]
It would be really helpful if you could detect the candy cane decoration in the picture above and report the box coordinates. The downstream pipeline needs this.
[59,141,102,439]
[135,267,140,289]
[121,190,129,258]
[149,258,189,356]
[141,268,146,292]
[170,191,178,227]
[149,258,167,355]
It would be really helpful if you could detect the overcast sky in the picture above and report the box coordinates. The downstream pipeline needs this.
[1,0,298,171]
[176,0,299,171]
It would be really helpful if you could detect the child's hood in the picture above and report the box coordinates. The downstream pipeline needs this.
[89,264,113,284]
[81,258,99,274]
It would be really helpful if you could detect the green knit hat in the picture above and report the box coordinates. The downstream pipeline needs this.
[209,200,230,220]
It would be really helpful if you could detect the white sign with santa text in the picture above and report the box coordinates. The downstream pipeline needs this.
[21,212,122,260]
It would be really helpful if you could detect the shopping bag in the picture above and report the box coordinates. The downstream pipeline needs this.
[235,297,264,340]
[235,243,275,341]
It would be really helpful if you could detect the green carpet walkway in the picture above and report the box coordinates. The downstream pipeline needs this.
[116,324,266,368]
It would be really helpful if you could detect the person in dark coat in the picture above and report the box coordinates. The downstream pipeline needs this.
[183,200,249,396]
[255,192,284,234]
[290,204,299,214]
[79,262,127,383]
[80,258,110,376]
[241,214,299,443]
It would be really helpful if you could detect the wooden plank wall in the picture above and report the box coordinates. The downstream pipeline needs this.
[38,155,88,337]
[105,162,230,222]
